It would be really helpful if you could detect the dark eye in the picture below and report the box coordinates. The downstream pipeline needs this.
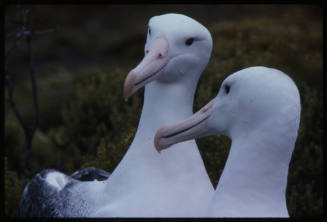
[185,38,194,46]
[148,27,151,36]
[224,85,230,94]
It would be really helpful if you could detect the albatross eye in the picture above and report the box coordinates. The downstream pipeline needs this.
[224,85,230,94]
[185,38,194,46]
[148,27,151,36]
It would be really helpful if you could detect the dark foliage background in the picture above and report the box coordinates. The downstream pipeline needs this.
[4,4,322,217]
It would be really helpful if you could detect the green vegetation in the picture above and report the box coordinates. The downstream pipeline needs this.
[4,5,322,217]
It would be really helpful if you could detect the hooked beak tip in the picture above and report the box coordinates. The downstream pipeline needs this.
[155,144,164,154]
[154,127,168,153]
[123,71,136,101]
[154,132,161,152]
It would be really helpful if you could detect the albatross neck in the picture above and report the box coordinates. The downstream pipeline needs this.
[134,78,199,142]
[209,119,298,217]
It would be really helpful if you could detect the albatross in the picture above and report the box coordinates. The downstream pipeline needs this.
[93,13,214,217]
[20,13,214,217]
[155,66,301,217]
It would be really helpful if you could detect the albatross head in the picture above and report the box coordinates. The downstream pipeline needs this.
[154,66,301,151]
[124,13,212,100]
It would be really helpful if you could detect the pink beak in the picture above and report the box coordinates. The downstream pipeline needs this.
[154,99,215,152]
[123,35,170,101]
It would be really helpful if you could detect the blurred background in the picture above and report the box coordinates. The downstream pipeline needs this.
[4,4,322,217]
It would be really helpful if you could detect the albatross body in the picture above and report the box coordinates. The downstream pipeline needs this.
[93,13,214,217]
[155,66,301,217]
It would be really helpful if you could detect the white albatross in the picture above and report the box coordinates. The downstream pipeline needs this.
[92,13,215,217]
[154,66,301,217]
[20,13,215,217]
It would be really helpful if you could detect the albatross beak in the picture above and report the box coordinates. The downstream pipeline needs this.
[154,99,215,152]
[123,36,170,101]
